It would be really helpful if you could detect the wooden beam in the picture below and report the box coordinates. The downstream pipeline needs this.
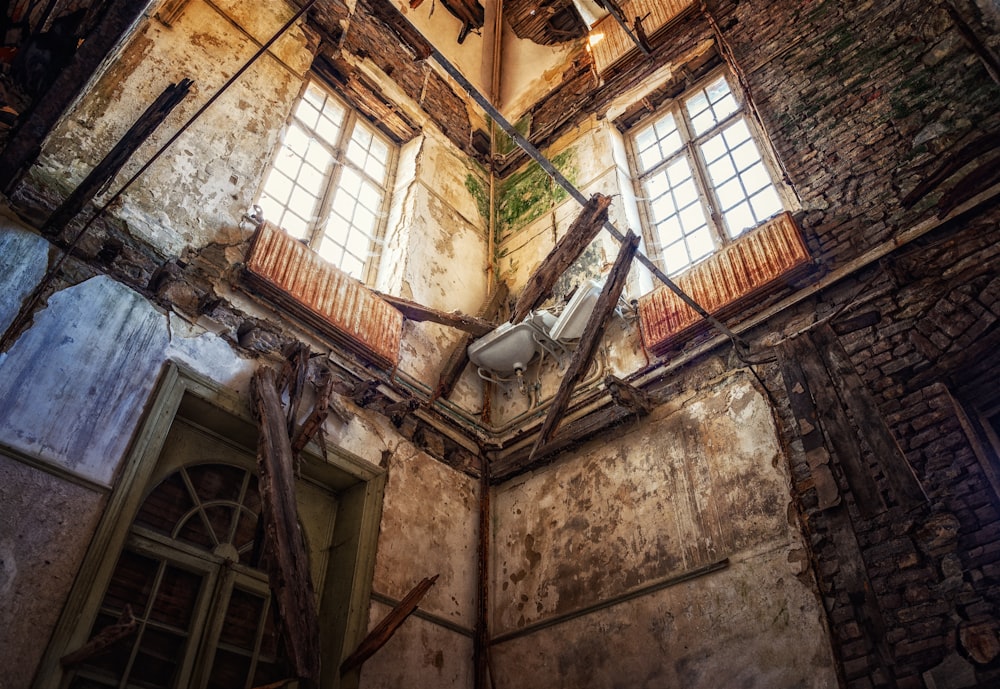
[60,605,138,667]
[510,194,612,324]
[801,330,887,519]
[810,324,927,508]
[42,80,192,235]
[527,230,639,462]
[433,282,509,401]
[251,367,322,689]
[367,0,434,59]
[604,375,653,415]
[377,293,495,336]
[340,575,439,674]
[943,1,1000,85]
[900,130,1000,208]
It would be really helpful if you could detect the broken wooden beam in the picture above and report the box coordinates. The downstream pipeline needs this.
[809,324,927,508]
[604,375,652,415]
[340,574,439,674]
[42,79,193,236]
[377,293,496,336]
[60,605,138,667]
[433,282,510,401]
[900,130,1000,208]
[527,230,640,462]
[943,1,1000,85]
[252,367,322,689]
[936,153,1000,218]
[368,0,435,59]
[510,194,612,324]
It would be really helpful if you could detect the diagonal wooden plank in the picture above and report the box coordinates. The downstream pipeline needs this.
[510,194,612,324]
[527,230,640,462]
[433,282,509,401]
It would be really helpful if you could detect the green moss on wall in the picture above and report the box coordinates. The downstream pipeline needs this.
[496,148,579,239]
[464,174,490,224]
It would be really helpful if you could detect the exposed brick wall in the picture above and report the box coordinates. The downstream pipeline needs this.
[759,206,1000,687]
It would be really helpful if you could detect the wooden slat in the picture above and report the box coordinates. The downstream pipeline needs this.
[527,230,640,462]
[511,194,611,324]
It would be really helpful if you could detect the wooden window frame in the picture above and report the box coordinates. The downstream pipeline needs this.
[33,363,386,689]
[256,77,398,287]
[625,68,792,277]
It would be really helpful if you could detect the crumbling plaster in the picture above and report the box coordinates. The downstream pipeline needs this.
[31,0,312,255]
[491,370,838,687]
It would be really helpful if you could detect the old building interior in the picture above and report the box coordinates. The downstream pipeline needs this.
[1,0,1000,687]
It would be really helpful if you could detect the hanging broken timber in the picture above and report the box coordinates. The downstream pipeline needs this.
[510,194,612,324]
[42,79,193,235]
[251,366,323,689]
[340,574,439,674]
[377,292,496,336]
[527,230,640,462]
[433,281,510,401]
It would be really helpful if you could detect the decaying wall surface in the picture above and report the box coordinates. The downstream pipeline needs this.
[361,447,478,688]
[491,371,838,687]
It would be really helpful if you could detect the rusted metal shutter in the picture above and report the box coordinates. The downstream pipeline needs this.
[243,222,402,369]
[638,212,810,354]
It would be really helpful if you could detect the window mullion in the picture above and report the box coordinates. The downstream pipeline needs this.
[676,111,725,247]
[310,115,353,250]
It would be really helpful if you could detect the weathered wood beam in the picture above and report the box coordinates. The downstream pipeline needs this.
[801,330,887,519]
[943,0,1000,85]
[433,282,509,401]
[42,79,192,235]
[340,575,439,674]
[0,0,156,193]
[604,375,652,415]
[252,367,322,689]
[290,368,337,455]
[377,293,495,336]
[527,230,639,462]
[60,605,138,667]
[810,324,927,508]
[367,0,434,59]
[510,194,612,324]
[491,398,650,482]
[936,154,1000,218]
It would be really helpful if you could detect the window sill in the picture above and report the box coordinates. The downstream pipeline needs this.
[242,222,402,369]
[637,211,811,355]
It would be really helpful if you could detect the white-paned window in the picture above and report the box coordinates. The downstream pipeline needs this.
[629,72,786,275]
[258,79,395,284]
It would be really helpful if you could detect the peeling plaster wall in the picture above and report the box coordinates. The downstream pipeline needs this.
[0,218,476,685]
[498,23,581,119]
[361,446,478,689]
[31,0,312,255]
[491,371,838,687]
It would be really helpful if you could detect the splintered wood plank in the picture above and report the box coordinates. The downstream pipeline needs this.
[252,367,322,689]
[510,194,612,324]
[377,293,495,336]
[339,575,438,674]
[434,282,510,401]
[810,324,927,508]
[527,230,639,462]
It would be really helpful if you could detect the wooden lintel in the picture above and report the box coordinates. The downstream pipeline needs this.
[377,293,496,336]
[510,194,612,324]
[433,282,510,401]
[340,575,439,674]
[527,230,639,462]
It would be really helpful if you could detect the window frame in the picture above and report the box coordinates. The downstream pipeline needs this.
[625,68,791,277]
[257,76,398,286]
